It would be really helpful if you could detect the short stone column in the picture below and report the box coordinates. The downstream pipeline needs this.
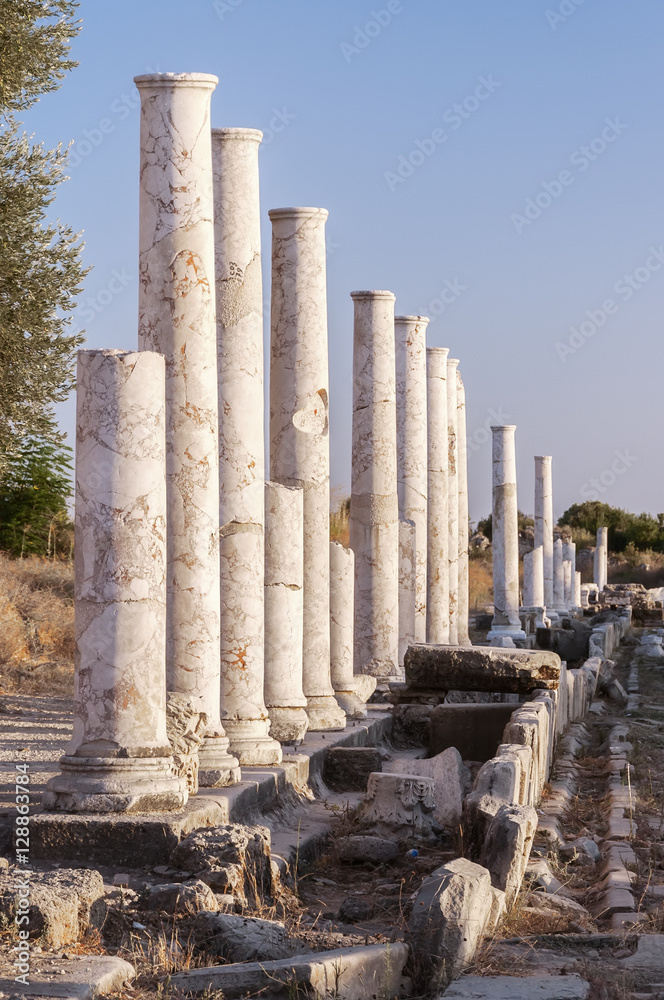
[456,368,471,646]
[523,545,548,628]
[350,290,400,686]
[563,540,576,607]
[574,572,582,607]
[135,73,240,784]
[553,538,566,611]
[43,350,188,814]
[395,315,429,643]
[534,456,554,610]
[594,527,608,590]
[426,348,449,644]
[330,542,376,718]
[213,126,281,767]
[269,208,345,730]
[399,519,417,668]
[488,426,525,642]
[264,482,309,744]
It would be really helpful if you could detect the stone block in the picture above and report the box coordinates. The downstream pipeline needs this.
[441,974,590,998]
[170,824,273,904]
[431,704,517,761]
[405,645,560,692]
[360,772,438,841]
[496,743,532,804]
[0,868,105,948]
[479,803,538,906]
[323,746,383,792]
[337,835,400,864]
[0,955,135,999]
[193,911,306,962]
[387,747,470,828]
[146,880,217,915]
[618,934,664,975]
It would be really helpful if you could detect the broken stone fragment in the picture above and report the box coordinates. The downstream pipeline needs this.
[166,692,209,794]
[0,868,105,948]
[338,895,374,922]
[386,747,470,829]
[170,825,274,906]
[193,911,307,963]
[359,771,439,841]
[336,835,400,864]
[322,746,383,792]
[441,973,591,998]
[404,644,561,692]
[146,879,217,915]
[479,803,538,907]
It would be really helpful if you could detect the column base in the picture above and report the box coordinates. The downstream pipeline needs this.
[198,734,241,787]
[223,718,283,766]
[487,625,527,642]
[42,756,189,815]
[268,706,309,744]
[333,690,368,719]
[305,694,346,732]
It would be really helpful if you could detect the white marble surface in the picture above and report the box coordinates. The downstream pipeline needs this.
[534,456,554,609]
[563,540,576,607]
[489,426,525,640]
[574,571,582,607]
[43,350,188,814]
[425,348,450,644]
[553,537,566,611]
[594,527,608,590]
[456,369,471,646]
[329,542,375,718]
[446,358,459,644]
[264,482,309,743]
[398,519,417,668]
[349,291,400,686]
[212,127,281,767]
[395,316,429,643]
[268,208,345,731]
[523,545,544,607]
[135,74,239,784]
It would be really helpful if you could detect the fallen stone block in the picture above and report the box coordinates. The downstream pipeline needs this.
[440,973,590,998]
[604,678,629,708]
[618,934,664,975]
[407,857,493,988]
[560,837,601,863]
[405,645,560,692]
[360,772,438,841]
[193,911,306,962]
[170,824,273,904]
[496,743,532,805]
[337,834,400,864]
[146,879,217,915]
[479,803,538,906]
[338,895,374,922]
[431,703,517,761]
[0,868,105,948]
[170,942,410,999]
[386,747,470,829]
[323,746,383,792]
[0,954,135,999]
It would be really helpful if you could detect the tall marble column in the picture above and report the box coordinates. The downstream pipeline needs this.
[269,208,345,730]
[447,358,460,644]
[534,456,554,611]
[426,348,450,644]
[456,368,471,646]
[330,542,376,718]
[523,546,544,607]
[574,571,582,607]
[43,350,188,814]
[553,538,566,611]
[563,540,576,607]
[563,559,572,608]
[395,315,429,643]
[398,519,417,668]
[264,482,308,744]
[488,426,526,642]
[213,126,281,766]
[135,73,240,784]
[350,290,400,686]
[598,527,609,589]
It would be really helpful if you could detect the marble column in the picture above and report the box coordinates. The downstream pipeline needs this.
[213,126,281,766]
[395,315,429,643]
[488,426,526,642]
[553,538,566,611]
[398,519,417,668]
[426,348,450,645]
[264,482,308,744]
[534,456,554,610]
[447,358,460,644]
[350,290,400,686]
[563,559,572,608]
[523,546,544,607]
[563,540,576,607]
[574,571,582,607]
[135,73,240,784]
[43,350,188,814]
[599,527,609,589]
[269,208,345,730]
[456,368,471,646]
[330,542,376,718]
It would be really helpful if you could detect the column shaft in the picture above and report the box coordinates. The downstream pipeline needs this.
[426,348,450,644]
[534,456,553,610]
[553,538,565,611]
[447,359,459,643]
[456,369,471,646]
[489,426,525,640]
[398,519,417,668]
[563,540,576,607]
[330,542,376,718]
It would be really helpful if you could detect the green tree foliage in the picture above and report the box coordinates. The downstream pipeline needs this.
[0,435,73,557]
[559,501,664,554]
[475,511,533,543]
[0,1,86,466]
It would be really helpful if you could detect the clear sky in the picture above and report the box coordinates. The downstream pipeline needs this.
[23,0,664,523]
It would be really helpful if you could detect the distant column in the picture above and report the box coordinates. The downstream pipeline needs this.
[395,315,429,643]
[43,350,188,814]
[563,540,576,607]
[447,358,460,644]
[488,426,526,642]
[136,73,240,784]
[426,348,450,644]
[330,542,376,718]
[350,290,400,686]
[523,546,544,607]
[456,368,471,646]
[574,571,582,607]
[534,456,553,610]
[398,519,417,668]
[553,538,566,611]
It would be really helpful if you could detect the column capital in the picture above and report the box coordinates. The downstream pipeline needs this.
[212,127,263,142]
[134,72,218,89]
[269,206,329,221]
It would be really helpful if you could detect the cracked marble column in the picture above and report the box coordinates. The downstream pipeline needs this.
[212,126,281,766]
[399,519,417,668]
[264,482,309,743]
[456,368,471,646]
[447,358,460,644]
[563,540,576,607]
[350,290,400,686]
[425,348,449,644]
[135,73,240,784]
[534,456,554,612]
[43,350,188,814]
[269,208,345,731]
[553,538,566,611]
[595,526,609,590]
[488,426,526,642]
[574,571,582,607]
[395,315,429,643]
[523,545,548,629]
[330,542,376,718]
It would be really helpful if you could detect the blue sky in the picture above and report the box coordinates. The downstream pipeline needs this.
[23,0,664,522]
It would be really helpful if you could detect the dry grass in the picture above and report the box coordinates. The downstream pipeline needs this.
[0,552,74,695]
[469,552,493,611]
[330,493,350,547]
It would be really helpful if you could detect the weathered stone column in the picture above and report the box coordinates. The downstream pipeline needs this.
[264,482,308,744]
[523,546,544,607]
[395,315,429,643]
[563,559,572,608]
[488,426,526,642]
[594,527,608,590]
[456,368,471,646]
[269,208,345,730]
[553,538,566,611]
[534,456,554,610]
[447,358,460,644]
[136,73,240,784]
[574,571,582,607]
[213,126,281,767]
[330,542,376,718]
[44,350,188,814]
[426,348,449,644]
[350,290,400,686]
[399,519,417,668]
[563,540,576,607]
